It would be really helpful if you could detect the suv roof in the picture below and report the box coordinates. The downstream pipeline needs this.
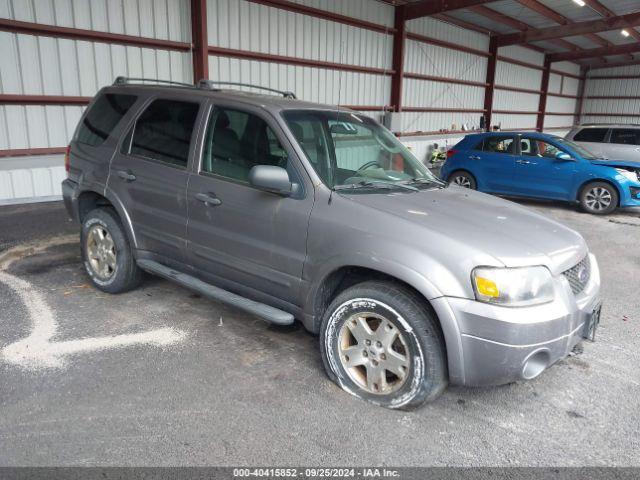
[106,77,353,113]
[575,124,640,128]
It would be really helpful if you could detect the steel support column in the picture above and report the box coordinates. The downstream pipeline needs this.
[536,56,551,132]
[483,36,498,131]
[390,6,406,112]
[191,0,208,83]
[574,67,588,125]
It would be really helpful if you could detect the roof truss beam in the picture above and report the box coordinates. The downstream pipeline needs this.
[404,0,489,21]
[496,11,640,46]
[549,42,640,62]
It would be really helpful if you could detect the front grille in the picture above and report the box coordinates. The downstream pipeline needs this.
[562,256,591,295]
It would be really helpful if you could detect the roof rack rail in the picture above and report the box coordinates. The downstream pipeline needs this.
[197,80,296,99]
[113,76,195,88]
[580,122,640,127]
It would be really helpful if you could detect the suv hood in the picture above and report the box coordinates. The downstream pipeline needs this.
[344,186,587,275]
[589,159,640,169]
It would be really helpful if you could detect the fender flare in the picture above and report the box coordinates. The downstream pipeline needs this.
[305,254,466,385]
[77,186,139,251]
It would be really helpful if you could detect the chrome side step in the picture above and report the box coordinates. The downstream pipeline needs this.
[137,259,294,326]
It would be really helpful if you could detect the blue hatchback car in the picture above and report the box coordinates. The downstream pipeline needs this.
[440,132,640,215]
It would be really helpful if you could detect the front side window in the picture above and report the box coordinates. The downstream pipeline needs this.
[130,99,199,167]
[574,128,608,143]
[282,110,438,190]
[76,93,137,146]
[201,107,290,182]
[482,136,515,154]
[610,129,640,146]
[521,138,566,159]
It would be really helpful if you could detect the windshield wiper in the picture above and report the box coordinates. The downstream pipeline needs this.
[404,177,446,187]
[334,180,419,192]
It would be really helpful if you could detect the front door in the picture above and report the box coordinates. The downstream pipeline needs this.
[109,97,203,263]
[186,103,313,306]
[512,136,576,200]
[473,134,517,193]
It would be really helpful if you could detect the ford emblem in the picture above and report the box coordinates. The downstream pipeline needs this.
[577,265,588,283]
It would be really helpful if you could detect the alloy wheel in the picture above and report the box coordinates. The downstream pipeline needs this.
[338,312,410,395]
[86,224,117,280]
[584,187,612,212]
[453,175,472,188]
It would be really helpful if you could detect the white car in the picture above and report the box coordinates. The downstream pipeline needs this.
[566,124,640,162]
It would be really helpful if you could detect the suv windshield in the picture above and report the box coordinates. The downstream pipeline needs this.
[282,110,439,190]
[554,137,598,160]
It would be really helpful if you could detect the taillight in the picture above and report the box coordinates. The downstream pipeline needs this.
[64,145,71,175]
[446,149,458,158]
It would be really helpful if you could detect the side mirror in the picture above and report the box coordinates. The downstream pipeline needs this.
[248,165,298,196]
[555,151,574,161]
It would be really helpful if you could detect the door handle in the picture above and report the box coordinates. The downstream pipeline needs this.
[516,159,531,165]
[469,155,481,160]
[195,192,222,206]
[116,170,136,181]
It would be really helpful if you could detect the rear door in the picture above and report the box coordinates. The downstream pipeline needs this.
[607,128,640,162]
[70,92,138,190]
[512,136,576,200]
[186,102,314,306]
[571,127,609,159]
[109,96,204,264]
[471,135,517,193]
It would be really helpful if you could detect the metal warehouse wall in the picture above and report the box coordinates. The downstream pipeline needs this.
[0,0,584,204]
[206,0,394,107]
[545,61,581,136]
[493,45,544,131]
[0,0,193,204]
[400,15,488,134]
[582,65,640,125]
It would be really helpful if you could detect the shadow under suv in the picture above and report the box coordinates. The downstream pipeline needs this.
[62,77,602,409]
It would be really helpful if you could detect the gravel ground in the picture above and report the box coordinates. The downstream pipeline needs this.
[0,200,638,467]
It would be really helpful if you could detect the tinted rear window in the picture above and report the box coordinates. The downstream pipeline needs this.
[610,129,640,146]
[76,93,137,146]
[573,128,608,143]
[130,99,199,167]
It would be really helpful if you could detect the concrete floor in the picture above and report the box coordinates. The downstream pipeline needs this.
[0,200,639,466]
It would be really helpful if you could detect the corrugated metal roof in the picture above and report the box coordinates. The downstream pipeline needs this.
[397,0,640,68]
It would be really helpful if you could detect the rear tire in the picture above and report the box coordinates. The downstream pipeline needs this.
[319,281,448,410]
[81,207,142,293]
[448,170,476,189]
[579,182,618,215]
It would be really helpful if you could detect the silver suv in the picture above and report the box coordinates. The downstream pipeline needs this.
[62,78,602,409]
[566,124,640,162]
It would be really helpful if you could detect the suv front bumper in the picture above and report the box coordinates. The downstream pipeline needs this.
[432,254,601,387]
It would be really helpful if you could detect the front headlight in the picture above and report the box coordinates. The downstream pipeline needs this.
[472,266,555,307]
[615,168,639,183]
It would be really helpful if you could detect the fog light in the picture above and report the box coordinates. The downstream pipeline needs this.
[522,350,550,379]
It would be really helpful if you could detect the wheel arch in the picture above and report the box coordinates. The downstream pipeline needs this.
[307,264,464,385]
[576,178,621,206]
[77,188,139,249]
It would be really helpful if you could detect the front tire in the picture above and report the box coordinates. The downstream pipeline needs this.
[448,170,476,189]
[81,207,142,293]
[320,281,448,410]
[579,182,618,215]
